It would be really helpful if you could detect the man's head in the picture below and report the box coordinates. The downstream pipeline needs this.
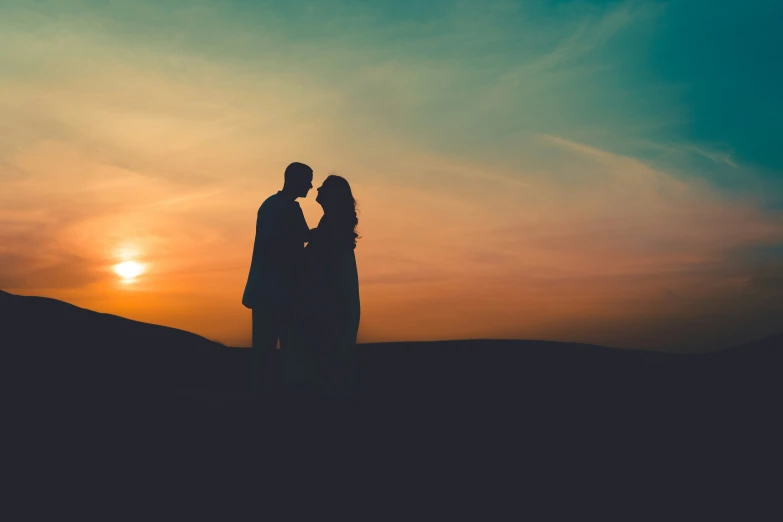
[283,162,314,199]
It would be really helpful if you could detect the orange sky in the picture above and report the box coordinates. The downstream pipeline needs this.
[4,135,783,351]
[2,1,783,352]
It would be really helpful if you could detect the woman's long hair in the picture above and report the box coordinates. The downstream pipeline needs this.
[321,174,359,249]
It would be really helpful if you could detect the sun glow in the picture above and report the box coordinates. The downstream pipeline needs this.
[113,260,146,282]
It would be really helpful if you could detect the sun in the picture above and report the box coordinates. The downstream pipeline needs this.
[113,260,146,282]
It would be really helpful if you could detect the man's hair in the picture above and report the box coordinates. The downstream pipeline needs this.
[284,162,313,182]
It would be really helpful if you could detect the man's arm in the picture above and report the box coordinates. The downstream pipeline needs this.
[242,203,293,307]
[242,211,264,308]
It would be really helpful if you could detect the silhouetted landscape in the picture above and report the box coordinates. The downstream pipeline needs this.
[3,1,783,514]
[4,288,782,506]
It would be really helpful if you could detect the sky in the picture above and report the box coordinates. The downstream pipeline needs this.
[1,0,782,352]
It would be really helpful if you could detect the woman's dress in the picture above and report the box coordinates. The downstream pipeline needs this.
[283,216,360,397]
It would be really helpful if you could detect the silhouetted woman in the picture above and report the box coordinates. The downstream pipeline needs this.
[284,175,360,400]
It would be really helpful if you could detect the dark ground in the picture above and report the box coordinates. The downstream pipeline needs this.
[3,290,782,515]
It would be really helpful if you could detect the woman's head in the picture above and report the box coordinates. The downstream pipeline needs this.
[316,175,359,248]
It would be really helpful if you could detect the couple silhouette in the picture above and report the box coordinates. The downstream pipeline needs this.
[242,162,360,400]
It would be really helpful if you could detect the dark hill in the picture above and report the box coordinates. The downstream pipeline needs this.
[4,289,782,506]
[2,290,245,396]
[4,288,780,417]
[2,289,684,402]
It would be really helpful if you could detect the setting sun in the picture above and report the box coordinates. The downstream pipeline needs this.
[113,261,146,282]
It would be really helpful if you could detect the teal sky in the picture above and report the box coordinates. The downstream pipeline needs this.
[1,0,782,350]
[4,0,781,168]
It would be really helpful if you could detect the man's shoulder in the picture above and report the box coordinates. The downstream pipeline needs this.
[258,192,284,213]
[258,193,304,224]
[263,192,282,205]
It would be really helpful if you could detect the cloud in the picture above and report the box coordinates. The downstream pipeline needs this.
[0,161,26,181]
[522,0,663,73]
[351,134,783,350]
[0,252,101,289]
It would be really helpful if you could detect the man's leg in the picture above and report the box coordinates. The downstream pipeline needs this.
[251,304,281,395]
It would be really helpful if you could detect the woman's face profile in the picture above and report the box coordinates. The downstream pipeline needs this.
[315,182,331,208]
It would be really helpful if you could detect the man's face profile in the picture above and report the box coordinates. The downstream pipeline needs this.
[298,173,313,198]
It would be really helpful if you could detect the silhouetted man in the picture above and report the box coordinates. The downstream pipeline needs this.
[242,162,313,394]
